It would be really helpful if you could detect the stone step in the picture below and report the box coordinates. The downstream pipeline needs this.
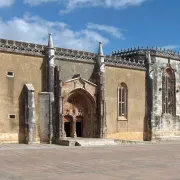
[75,139,117,146]
[152,136,180,141]
[59,138,118,146]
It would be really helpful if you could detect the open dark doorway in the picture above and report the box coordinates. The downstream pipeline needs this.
[64,115,72,137]
[64,122,71,137]
[76,122,82,137]
[76,115,83,137]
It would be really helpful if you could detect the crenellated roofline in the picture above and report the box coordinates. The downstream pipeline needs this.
[112,47,180,60]
[1,37,178,70]
[0,38,145,69]
[55,47,96,61]
[0,38,46,56]
[1,38,180,60]
[0,38,97,59]
[105,55,145,70]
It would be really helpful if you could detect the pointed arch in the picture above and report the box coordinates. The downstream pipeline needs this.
[63,88,96,138]
[67,88,96,110]
[162,67,176,116]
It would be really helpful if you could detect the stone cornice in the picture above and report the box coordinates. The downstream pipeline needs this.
[0,39,45,56]
[112,48,180,60]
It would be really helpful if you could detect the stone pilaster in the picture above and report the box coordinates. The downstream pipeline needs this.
[145,51,154,140]
[49,92,54,143]
[54,66,66,139]
[24,84,36,144]
[59,93,65,138]
[39,92,53,143]
[97,42,106,138]
[46,33,55,143]
[98,72,106,138]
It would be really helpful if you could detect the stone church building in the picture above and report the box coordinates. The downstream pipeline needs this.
[0,33,180,144]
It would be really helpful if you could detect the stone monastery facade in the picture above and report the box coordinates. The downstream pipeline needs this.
[0,33,180,144]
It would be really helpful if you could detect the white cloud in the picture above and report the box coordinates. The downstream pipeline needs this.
[60,0,149,13]
[23,0,149,13]
[87,23,124,39]
[161,45,180,50]
[0,0,15,7]
[0,14,123,52]
[24,0,57,6]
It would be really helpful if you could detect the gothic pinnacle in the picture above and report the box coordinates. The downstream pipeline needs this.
[48,33,54,48]
[98,42,104,56]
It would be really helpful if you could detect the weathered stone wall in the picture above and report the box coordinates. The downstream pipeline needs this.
[105,65,146,141]
[0,52,44,143]
[55,59,95,82]
[150,56,180,140]
[39,92,52,143]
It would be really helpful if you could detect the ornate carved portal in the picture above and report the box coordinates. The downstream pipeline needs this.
[63,88,96,138]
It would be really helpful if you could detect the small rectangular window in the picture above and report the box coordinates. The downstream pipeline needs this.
[8,114,16,119]
[6,71,14,78]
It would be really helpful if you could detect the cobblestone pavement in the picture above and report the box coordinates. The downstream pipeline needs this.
[0,141,180,180]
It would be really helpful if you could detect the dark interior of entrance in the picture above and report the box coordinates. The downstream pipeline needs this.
[76,122,82,137]
[64,122,71,137]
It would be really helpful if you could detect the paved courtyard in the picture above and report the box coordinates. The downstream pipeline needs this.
[0,141,180,180]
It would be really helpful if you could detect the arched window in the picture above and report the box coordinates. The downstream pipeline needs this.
[162,67,176,116]
[118,83,128,118]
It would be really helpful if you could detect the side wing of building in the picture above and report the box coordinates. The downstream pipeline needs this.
[0,39,45,143]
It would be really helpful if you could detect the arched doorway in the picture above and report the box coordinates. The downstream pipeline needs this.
[63,88,96,138]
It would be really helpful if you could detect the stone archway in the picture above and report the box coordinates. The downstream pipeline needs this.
[63,88,96,138]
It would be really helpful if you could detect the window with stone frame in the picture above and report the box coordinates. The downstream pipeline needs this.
[118,83,128,119]
[162,67,176,116]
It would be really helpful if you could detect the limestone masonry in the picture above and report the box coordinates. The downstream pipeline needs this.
[0,34,179,144]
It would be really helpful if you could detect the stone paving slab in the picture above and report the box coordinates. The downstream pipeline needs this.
[0,141,180,179]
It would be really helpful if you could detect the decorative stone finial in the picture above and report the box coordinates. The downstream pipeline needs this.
[97,42,105,72]
[146,51,152,64]
[48,33,54,48]
[98,42,104,56]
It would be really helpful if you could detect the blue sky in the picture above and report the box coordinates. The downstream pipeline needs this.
[0,0,179,54]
